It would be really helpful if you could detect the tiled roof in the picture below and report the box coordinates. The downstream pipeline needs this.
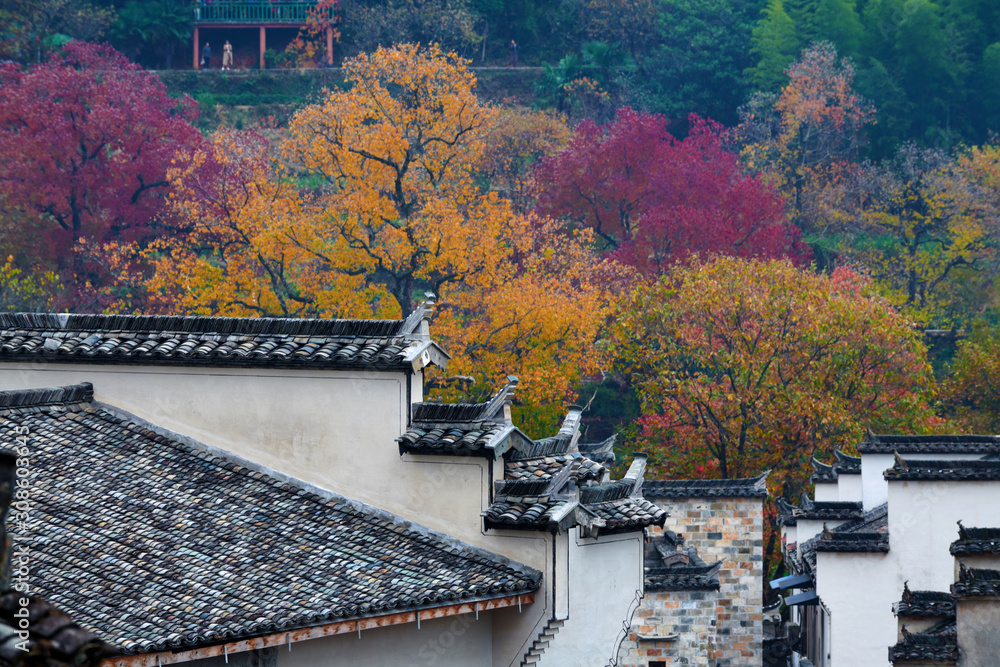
[839,502,889,534]
[506,453,606,483]
[0,383,540,656]
[888,620,958,663]
[896,584,955,618]
[643,472,769,499]
[951,564,1000,598]
[481,413,665,535]
[884,456,1000,481]
[397,381,529,458]
[791,505,888,574]
[580,482,666,532]
[859,431,1000,455]
[0,312,442,370]
[397,421,510,456]
[0,593,108,666]
[814,529,889,553]
[950,523,1000,556]
[644,532,721,591]
[577,435,616,465]
[793,501,864,522]
[810,449,861,483]
[645,562,722,592]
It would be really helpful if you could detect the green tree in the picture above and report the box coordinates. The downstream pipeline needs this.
[630,0,765,125]
[747,0,800,92]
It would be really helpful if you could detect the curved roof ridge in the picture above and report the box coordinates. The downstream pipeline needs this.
[0,382,94,411]
[0,312,406,338]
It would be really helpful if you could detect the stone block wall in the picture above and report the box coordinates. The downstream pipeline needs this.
[617,497,764,667]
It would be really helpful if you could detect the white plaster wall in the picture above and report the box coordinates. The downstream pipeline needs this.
[814,483,838,502]
[0,363,552,667]
[837,474,862,503]
[861,454,894,511]
[861,453,983,511]
[888,480,1000,592]
[797,519,848,543]
[541,529,644,667]
[815,551,896,666]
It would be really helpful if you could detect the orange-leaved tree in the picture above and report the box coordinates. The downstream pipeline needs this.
[608,256,940,489]
[139,45,611,434]
[609,256,942,579]
[736,42,874,237]
[281,43,507,317]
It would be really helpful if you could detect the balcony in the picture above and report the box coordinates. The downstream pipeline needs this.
[193,1,334,26]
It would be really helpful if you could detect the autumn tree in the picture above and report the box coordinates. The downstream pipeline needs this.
[473,107,572,214]
[139,45,611,433]
[736,41,874,236]
[609,256,939,486]
[0,42,202,304]
[942,324,1000,433]
[851,145,1000,326]
[534,107,808,274]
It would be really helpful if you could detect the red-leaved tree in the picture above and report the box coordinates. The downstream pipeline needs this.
[533,107,809,273]
[0,42,203,304]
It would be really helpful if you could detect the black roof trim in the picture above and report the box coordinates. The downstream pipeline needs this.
[952,564,1000,597]
[0,312,406,337]
[0,382,94,411]
[794,500,864,521]
[896,583,955,618]
[885,455,1000,481]
[815,527,889,553]
[860,431,1000,454]
[643,472,768,499]
[645,562,722,592]
[951,522,1000,556]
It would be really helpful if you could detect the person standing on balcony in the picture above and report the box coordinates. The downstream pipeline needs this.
[203,42,212,69]
[222,41,233,70]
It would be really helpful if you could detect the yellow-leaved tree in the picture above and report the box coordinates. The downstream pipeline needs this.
[139,44,612,435]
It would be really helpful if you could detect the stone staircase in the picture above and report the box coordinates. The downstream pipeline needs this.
[520,617,564,666]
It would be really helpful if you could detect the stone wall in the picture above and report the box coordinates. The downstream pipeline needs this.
[617,497,764,667]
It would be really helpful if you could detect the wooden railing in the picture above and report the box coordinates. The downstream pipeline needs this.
[193,1,333,24]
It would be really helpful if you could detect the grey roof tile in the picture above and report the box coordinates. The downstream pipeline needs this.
[0,593,107,666]
[810,449,861,483]
[895,584,955,618]
[884,456,1000,481]
[645,562,722,592]
[951,523,1000,556]
[859,432,1000,455]
[0,313,424,370]
[643,473,769,499]
[0,384,540,656]
[951,564,1000,598]
[888,619,958,663]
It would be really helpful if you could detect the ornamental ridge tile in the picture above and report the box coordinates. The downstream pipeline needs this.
[481,412,663,534]
[951,522,1000,555]
[952,564,1000,597]
[888,619,958,663]
[0,383,540,656]
[896,584,955,618]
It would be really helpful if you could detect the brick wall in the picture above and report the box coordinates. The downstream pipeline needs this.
[617,497,764,667]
